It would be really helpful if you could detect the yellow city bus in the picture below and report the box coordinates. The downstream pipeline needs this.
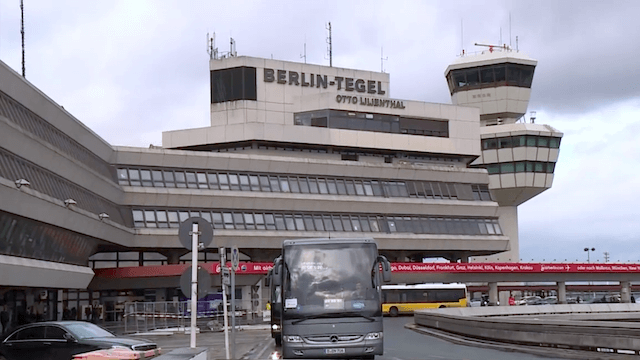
[381,283,467,316]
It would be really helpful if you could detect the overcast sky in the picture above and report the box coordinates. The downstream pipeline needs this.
[0,0,638,263]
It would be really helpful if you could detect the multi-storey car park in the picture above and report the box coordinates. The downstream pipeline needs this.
[0,44,561,326]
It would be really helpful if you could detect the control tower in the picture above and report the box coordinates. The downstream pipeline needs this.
[445,44,563,262]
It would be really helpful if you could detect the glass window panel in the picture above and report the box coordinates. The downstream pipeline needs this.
[197,173,208,189]
[303,215,315,231]
[454,71,467,88]
[466,69,479,86]
[493,221,503,235]
[534,162,545,173]
[175,171,187,188]
[117,169,129,185]
[288,177,300,193]
[538,137,549,147]
[223,213,234,229]
[274,214,286,230]
[233,213,244,229]
[308,178,319,194]
[264,214,276,230]
[501,163,515,173]
[332,216,344,231]
[369,217,380,232]
[128,169,141,186]
[186,172,198,188]
[547,162,555,173]
[156,211,167,223]
[317,178,329,194]
[298,178,310,193]
[494,65,506,82]
[515,162,526,172]
[363,181,374,196]
[140,170,152,187]
[486,164,500,174]
[350,216,361,232]
[526,162,534,172]
[312,215,324,231]
[254,213,266,230]
[279,177,290,192]
[284,215,296,230]
[249,175,260,191]
[370,180,384,196]
[163,171,176,187]
[326,178,338,194]
[229,174,241,190]
[168,211,179,223]
[207,173,219,189]
[477,220,488,235]
[387,219,397,233]
[151,170,164,187]
[486,220,496,235]
[345,180,356,195]
[268,176,280,192]
[341,215,352,231]
[244,213,255,229]
[218,173,230,190]
[238,174,250,191]
[513,136,526,147]
[420,218,432,234]
[480,67,494,84]
[294,215,305,230]
[498,137,512,148]
[526,136,537,147]
[175,211,187,223]
[200,211,212,224]
[211,212,223,228]
[360,216,371,232]
[336,179,347,194]
[322,215,334,231]
[431,182,443,198]
[353,181,365,196]
[549,137,561,148]
[132,210,144,222]
[259,175,271,191]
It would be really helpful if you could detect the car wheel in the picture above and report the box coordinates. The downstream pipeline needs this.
[439,305,446,308]
[389,307,399,317]
[275,334,282,347]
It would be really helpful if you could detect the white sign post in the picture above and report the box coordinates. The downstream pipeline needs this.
[220,247,230,360]
[230,246,239,359]
[189,223,199,348]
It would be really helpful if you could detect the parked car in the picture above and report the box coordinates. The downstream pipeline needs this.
[468,298,483,307]
[518,296,543,306]
[0,321,160,360]
[539,296,558,305]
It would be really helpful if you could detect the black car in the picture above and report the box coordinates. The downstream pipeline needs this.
[0,321,159,360]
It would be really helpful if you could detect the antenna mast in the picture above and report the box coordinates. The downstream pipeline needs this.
[301,36,306,63]
[326,22,332,67]
[20,0,25,77]
[207,32,218,60]
[381,47,388,73]
[230,37,237,57]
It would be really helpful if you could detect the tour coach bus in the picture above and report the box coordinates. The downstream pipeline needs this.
[271,238,391,359]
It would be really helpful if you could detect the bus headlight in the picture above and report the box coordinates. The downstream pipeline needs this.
[272,324,281,331]
[365,332,382,340]
[284,335,303,343]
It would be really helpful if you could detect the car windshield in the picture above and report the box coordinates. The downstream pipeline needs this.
[64,323,114,339]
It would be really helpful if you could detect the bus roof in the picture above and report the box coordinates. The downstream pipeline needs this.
[381,283,467,290]
[282,238,377,247]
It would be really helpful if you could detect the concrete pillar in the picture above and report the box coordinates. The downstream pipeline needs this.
[621,281,631,303]
[488,282,499,306]
[557,281,567,304]
[166,251,182,265]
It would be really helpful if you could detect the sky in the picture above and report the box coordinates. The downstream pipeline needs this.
[0,0,638,263]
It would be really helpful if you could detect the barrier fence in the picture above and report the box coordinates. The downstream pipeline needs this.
[123,299,269,334]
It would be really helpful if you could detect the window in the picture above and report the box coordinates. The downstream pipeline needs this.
[152,170,164,187]
[249,175,260,191]
[140,170,152,187]
[274,214,286,230]
[186,172,198,188]
[117,169,129,185]
[207,173,219,189]
[498,137,512,149]
[197,173,208,189]
[244,213,255,229]
[483,139,498,150]
[163,171,176,187]
[15,326,45,340]
[218,173,230,190]
[549,137,561,148]
[128,169,141,186]
[229,174,241,190]
[254,213,266,230]
[175,171,187,188]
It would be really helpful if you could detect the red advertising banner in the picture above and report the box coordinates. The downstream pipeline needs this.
[94,262,640,279]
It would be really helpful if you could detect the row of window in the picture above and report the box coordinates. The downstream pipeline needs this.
[132,209,503,236]
[294,109,449,138]
[117,167,492,201]
[0,90,113,179]
[0,148,126,225]
[482,136,561,150]
[0,211,98,266]
[482,161,556,174]
[446,63,535,94]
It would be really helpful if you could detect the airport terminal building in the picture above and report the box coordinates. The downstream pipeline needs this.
[0,46,561,325]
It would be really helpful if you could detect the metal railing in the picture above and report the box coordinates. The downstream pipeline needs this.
[123,299,269,334]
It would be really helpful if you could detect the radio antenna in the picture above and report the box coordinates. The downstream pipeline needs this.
[326,22,332,67]
[381,47,388,73]
[20,0,25,77]
[460,19,464,55]
[207,32,218,60]
[509,13,512,47]
[301,35,307,63]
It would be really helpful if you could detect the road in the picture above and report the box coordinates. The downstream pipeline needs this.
[248,317,568,360]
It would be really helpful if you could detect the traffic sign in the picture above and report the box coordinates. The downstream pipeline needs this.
[231,246,240,271]
[222,267,231,286]
[180,266,212,299]
[178,217,214,250]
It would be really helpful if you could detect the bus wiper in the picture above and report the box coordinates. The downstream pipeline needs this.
[292,312,375,325]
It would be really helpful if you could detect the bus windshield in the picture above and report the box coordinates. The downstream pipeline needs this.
[282,242,379,319]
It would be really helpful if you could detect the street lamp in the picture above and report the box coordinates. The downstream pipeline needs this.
[584,247,595,263]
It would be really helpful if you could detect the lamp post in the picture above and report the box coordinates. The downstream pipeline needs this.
[584,247,595,263]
